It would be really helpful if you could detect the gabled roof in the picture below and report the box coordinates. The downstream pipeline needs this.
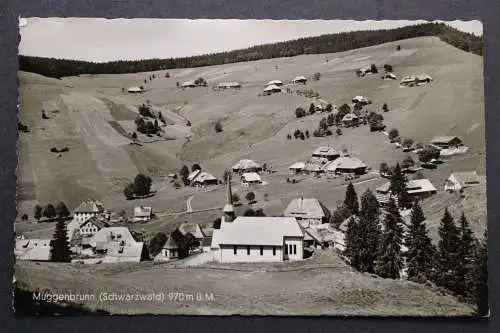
[178,222,205,239]
[214,217,303,246]
[376,179,436,194]
[264,84,282,92]
[88,227,136,248]
[431,136,461,144]
[265,80,283,86]
[187,169,202,182]
[284,198,329,219]
[325,157,367,171]
[232,159,261,170]
[73,198,104,214]
[80,216,109,229]
[312,146,339,156]
[182,81,196,87]
[450,171,480,186]
[128,86,142,92]
[289,161,306,170]
[241,172,262,182]
[342,113,359,121]
[192,172,217,183]
[163,234,182,250]
[292,76,307,82]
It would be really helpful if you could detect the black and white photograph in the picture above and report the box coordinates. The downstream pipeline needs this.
[13,17,488,317]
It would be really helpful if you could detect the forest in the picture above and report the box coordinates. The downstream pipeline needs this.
[19,22,482,79]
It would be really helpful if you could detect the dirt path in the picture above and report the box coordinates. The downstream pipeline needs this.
[186,195,195,212]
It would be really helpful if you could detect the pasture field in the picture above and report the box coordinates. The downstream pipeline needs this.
[15,36,486,315]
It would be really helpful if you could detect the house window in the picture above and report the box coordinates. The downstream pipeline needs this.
[293,244,297,255]
[260,246,264,256]
[247,246,250,255]
[273,247,276,256]
[284,245,288,255]
[233,245,237,255]
[289,244,293,254]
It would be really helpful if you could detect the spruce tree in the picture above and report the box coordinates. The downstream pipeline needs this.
[50,216,71,262]
[376,198,404,279]
[455,212,476,297]
[357,189,382,273]
[343,216,361,269]
[437,208,461,290]
[474,230,489,316]
[389,163,411,209]
[404,200,436,282]
[343,182,359,215]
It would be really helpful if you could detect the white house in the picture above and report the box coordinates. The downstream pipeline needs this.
[155,234,182,261]
[289,161,306,174]
[352,95,370,104]
[241,172,262,186]
[376,179,437,206]
[211,216,304,263]
[232,159,262,173]
[87,227,144,263]
[78,216,110,237]
[127,86,143,93]
[72,198,105,225]
[217,82,241,89]
[292,76,307,84]
[444,171,481,192]
[133,206,153,223]
[181,81,196,88]
[324,156,368,175]
[263,84,282,95]
[283,197,331,227]
[430,136,463,149]
[15,238,52,261]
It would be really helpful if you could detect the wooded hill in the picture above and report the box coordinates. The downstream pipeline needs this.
[19,22,482,79]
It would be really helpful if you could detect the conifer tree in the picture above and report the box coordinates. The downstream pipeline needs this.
[50,216,71,262]
[389,163,411,209]
[356,189,382,273]
[343,216,361,269]
[404,200,436,282]
[455,212,476,297]
[343,182,359,215]
[376,198,404,279]
[437,208,461,290]
[474,230,489,316]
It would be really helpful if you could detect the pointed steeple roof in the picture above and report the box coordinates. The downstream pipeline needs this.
[222,173,234,213]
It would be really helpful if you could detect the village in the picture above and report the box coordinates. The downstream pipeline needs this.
[15,25,487,316]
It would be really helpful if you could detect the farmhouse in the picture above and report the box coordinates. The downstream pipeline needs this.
[430,136,463,149]
[263,84,282,95]
[312,146,340,161]
[133,206,153,223]
[357,66,373,76]
[352,95,370,104]
[375,179,437,206]
[217,81,241,89]
[87,227,144,263]
[181,81,196,88]
[383,72,397,80]
[289,161,306,174]
[211,216,304,263]
[154,233,183,261]
[324,156,368,175]
[265,80,283,87]
[283,197,331,227]
[15,238,52,261]
[303,162,324,175]
[444,171,481,192]
[342,113,359,127]
[241,172,262,186]
[177,222,205,243]
[292,76,307,84]
[127,86,143,93]
[72,198,105,224]
[192,172,218,187]
[400,74,433,86]
[416,73,433,83]
[400,76,417,85]
[232,159,262,173]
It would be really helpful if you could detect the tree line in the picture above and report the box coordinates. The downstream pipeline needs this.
[337,168,488,316]
[19,23,482,79]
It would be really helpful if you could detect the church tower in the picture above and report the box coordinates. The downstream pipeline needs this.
[221,173,235,223]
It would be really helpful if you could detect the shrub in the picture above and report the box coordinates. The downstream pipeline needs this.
[42,204,56,219]
[401,155,415,169]
[309,103,316,115]
[192,164,202,172]
[50,147,58,153]
[295,107,306,118]
[134,173,153,197]
[312,72,321,81]
[232,193,240,205]
[397,45,402,51]
[21,214,28,221]
[123,183,135,199]
[305,130,310,138]
[418,146,440,163]
[214,121,223,133]
[336,128,343,136]
[299,132,305,140]
[246,192,256,204]
[383,103,389,112]
[380,163,390,176]
[325,104,333,113]
[370,64,378,74]
[383,64,393,72]
[402,138,414,149]
[59,147,69,152]
[388,128,400,142]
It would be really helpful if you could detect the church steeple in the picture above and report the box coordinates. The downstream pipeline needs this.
[222,173,235,222]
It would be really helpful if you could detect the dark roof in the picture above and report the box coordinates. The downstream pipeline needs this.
[164,234,181,250]
[80,216,109,229]
[73,199,104,213]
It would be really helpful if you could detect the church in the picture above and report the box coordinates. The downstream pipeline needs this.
[210,176,304,263]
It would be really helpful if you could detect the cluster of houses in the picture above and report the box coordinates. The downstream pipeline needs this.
[232,159,266,187]
[289,146,368,178]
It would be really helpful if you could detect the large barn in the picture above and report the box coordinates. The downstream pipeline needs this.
[283,197,331,227]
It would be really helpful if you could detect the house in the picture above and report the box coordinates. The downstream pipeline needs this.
[265,80,283,87]
[217,82,241,89]
[383,72,397,80]
[72,198,105,225]
[263,84,282,95]
[15,238,52,261]
[191,172,218,187]
[155,233,182,261]
[292,76,307,84]
[352,95,370,104]
[342,113,359,127]
[181,81,196,88]
[324,157,368,175]
[232,159,262,173]
[211,216,304,263]
[302,162,324,175]
[87,227,144,263]
[241,172,262,186]
[357,66,373,76]
[284,197,331,227]
[133,206,153,223]
[430,136,463,149]
[127,86,143,93]
[444,171,481,192]
[312,146,340,161]
[78,216,110,237]
[416,73,433,83]
[376,179,437,206]
[177,222,205,243]
[400,76,417,86]
[289,161,306,174]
